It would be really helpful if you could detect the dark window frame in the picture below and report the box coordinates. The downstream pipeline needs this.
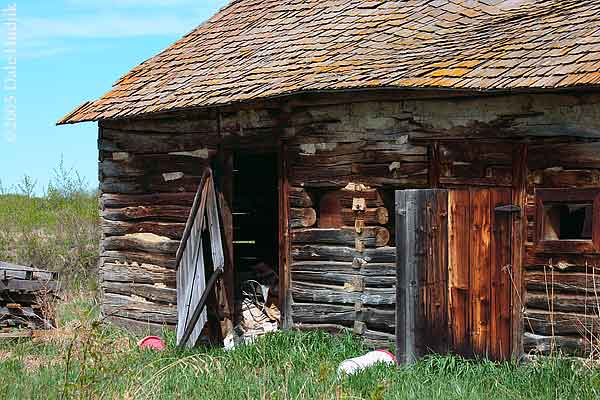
[535,188,600,254]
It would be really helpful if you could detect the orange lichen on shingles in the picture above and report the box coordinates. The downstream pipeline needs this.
[58,0,600,124]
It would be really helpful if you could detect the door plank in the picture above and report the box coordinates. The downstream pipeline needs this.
[469,189,491,356]
[448,190,471,355]
[490,189,512,360]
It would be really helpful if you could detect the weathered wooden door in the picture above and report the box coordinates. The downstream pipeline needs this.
[396,188,513,363]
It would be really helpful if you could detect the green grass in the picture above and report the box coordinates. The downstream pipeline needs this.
[0,298,598,400]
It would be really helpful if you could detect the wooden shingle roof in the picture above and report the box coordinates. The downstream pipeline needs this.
[59,0,600,124]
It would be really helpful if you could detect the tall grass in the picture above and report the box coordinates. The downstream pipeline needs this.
[0,158,99,290]
[0,321,598,400]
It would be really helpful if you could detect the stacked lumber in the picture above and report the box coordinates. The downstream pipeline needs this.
[0,262,59,333]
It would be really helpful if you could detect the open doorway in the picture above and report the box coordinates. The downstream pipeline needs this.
[231,152,280,341]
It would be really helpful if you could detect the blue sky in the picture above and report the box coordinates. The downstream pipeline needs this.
[0,0,228,193]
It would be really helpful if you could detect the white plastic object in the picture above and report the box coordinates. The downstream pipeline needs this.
[337,350,396,376]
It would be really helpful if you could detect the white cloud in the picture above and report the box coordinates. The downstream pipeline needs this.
[65,0,228,10]
[23,14,201,39]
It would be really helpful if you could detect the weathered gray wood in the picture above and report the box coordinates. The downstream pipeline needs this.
[101,175,203,195]
[102,281,176,304]
[291,270,394,288]
[292,227,390,247]
[100,154,208,178]
[291,261,395,276]
[0,262,56,281]
[524,310,600,336]
[102,293,177,324]
[101,128,219,154]
[101,206,191,222]
[103,234,180,255]
[396,190,408,364]
[100,192,196,208]
[523,332,586,355]
[526,292,600,315]
[101,251,176,269]
[292,245,396,263]
[101,219,186,240]
[363,329,396,349]
[292,303,394,331]
[176,172,226,348]
[525,271,600,295]
[396,189,449,363]
[101,262,176,285]
[0,279,59,293]
[101,115,218,133]
[291,281,395,305]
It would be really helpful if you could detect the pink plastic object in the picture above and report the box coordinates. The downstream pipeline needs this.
[138,336,166,351]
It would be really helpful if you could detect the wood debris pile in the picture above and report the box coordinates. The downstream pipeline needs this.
[0,262,59,336]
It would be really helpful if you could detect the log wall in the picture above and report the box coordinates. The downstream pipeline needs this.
[96,90,600,352]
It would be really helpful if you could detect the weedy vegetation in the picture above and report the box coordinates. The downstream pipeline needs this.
[0,157,99,291]
[1,162,600,399]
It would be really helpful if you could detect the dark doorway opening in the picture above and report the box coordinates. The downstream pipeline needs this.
[232,153,280,332]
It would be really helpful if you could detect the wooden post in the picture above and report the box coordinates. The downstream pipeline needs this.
[395,190,408,364]
[396,189,449,364]
[279,139,292,328]
[511,143,527,360]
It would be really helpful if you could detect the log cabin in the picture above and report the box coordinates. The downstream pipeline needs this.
[58,0,600,360]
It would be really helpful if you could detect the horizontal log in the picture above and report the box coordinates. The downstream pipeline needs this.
[292,270,395,288]
[525,252,600,270]
[101,262,176,286]
[102,205,191,222]
[102,293,177,324]
[102,219,186,240]
[289,187,313,208]
[525,271,600,295]
[341,207,388,226]
[290,208,317,228]
[102,281,176,304]
[291,303,394,331]
[102,251,176,270]
[529,169,600,188]
[293,322,350,335]
[292,227,390,247]
[101,115,218,133]
[362,329,395,349]
[101,175,203,195]
[103,234,180,255]
[101,128,219,153]
[100,192,196,208]
[523,332,586,356]
[107,315,175,336]
[524,310,600,336]
[528,142,600,170]
[440,141,514,164]
[291,281,395,305]
[291,261,395,276]
[526,292,600,315]
[100,154,208,178]
[352,162,428,180]
[292,245,396,263]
